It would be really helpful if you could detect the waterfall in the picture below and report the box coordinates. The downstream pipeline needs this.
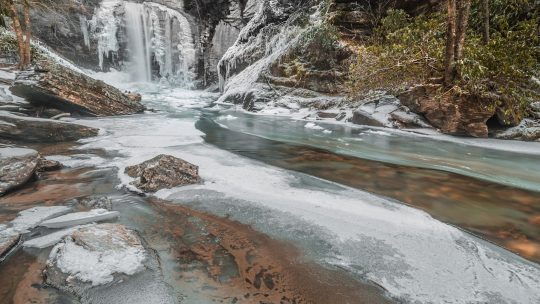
[124,2,152,82]
[88,1,196,86]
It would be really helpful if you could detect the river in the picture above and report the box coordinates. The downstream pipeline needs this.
[1,86,540,304]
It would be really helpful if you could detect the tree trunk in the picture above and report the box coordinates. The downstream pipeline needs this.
[444,0,457,86]
[454,0,471,79]
[454,0,471,61]
[481,0,490,45]
[22,0,31,67]
[6,0,27,69]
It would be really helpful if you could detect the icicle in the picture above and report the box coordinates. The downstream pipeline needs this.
[79,15,90,48]
[89,0,122,70]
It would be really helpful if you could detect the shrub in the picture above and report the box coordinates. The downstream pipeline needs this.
[347,6,540,118]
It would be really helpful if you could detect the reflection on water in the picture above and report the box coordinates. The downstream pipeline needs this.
[197,116,540,263]
[212,111,540,192]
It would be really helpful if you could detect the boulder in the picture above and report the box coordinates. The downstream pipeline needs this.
[45,224,146,287]
[399,85,496,137]
[125,154,201,192]
[78,196,113,211]
[494,119,540,141]
[352,95,432,129]
[0,147,40,195]
[9,59,145,116]
[0,110,99,142]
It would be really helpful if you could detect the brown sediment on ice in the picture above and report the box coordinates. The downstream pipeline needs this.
[0,252,53,304]
[150,198,391,304]
[281,149,540,263]
[0,168,92,222]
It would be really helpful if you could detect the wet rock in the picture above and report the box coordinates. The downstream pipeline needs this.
[494,119,540,141]
[36,157,63,172]
[78,196,113,211]
[399,85,496,137]
[0,231,20,260]
[10,59,145,116]
[125,154,201,192]
[126,92,142,102]
[0,110,99,142]
[0,147,40,195]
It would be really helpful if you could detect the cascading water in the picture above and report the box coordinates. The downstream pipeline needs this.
[124,3,152,82]
[87,1,196,86]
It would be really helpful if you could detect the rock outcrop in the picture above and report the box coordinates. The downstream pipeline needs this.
[125,154,201,192]
[0,147,40,195]
[0,111,99,142]
[399,85,496,137]
[10,59,145,116]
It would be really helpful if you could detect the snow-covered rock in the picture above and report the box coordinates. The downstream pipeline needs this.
[40,209,119,229]
[352,95,432,129]
[46,224,146,286]
[495,119,540,141]
[125,154,201,192]
[0,147,40,195]
[45,223,178,303]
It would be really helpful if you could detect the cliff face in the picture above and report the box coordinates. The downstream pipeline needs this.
[29,0,249,87]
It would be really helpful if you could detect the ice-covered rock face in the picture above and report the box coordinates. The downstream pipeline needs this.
[217,0,318,103]
[86,0,196,86]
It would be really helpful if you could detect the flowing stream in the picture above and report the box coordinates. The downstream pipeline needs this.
[2,83,540,303]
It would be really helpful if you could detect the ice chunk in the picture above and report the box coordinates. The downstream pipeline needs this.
[11,206,72,233]
[304,122,324,130]
[24,225,90,249]
[40,209,119,229]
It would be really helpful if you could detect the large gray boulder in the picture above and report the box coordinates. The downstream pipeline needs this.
[10,59,145,116]
[0,147,40,195]
[0,111,98,142]
[125,154,201,192]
